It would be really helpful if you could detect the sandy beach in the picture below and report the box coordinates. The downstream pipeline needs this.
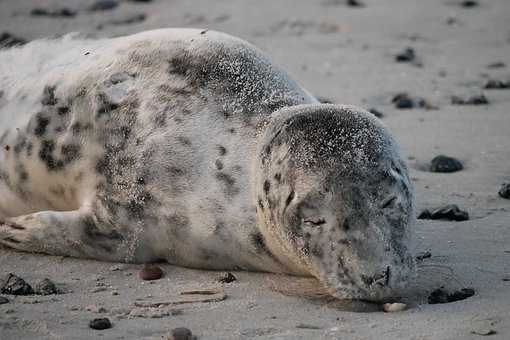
[1,0,510,339]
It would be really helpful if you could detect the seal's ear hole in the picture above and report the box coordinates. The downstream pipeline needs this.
[285,190,295,207]
[342,219,350,231]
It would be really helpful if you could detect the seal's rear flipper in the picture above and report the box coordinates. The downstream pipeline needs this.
[0,209,136,262]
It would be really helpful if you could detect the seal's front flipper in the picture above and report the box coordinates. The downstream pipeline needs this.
[0,209,133,262]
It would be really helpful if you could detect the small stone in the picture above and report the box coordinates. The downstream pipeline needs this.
[35,278,59,295]
[346,0,364,7]
[316,96,334,104]
[109,13,146,26]
[296,323,322,329]
[430,155,463,173]
[392,93,414,109]
[86,305,108,313]
[471,327,497,336]
[218,272,237,283]
[417,209,432,220]
[429,204,469,221]
[1,274,34,295]
[91,287,108,293]
[383,302,407,312]
[89,0,118,11]
[486,62,506,69]
[89,317,112,330]
[484,79,510,89]
[499,183,510,199]
[112,291,119,296]
[30,7,77,17]
[0,32,27,48]
[451,94,489,105]
[170,327,193,340]
[368,108,384,118]
[395,47,415,62]
[139,264,163,281]
[428,287,475,304]
[416,251,432,261]
[460,0,478,7]
[0,296,9,304]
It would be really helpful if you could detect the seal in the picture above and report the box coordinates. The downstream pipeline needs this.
[0,28,415,301]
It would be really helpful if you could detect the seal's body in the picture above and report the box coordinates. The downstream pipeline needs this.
[0,29,415,301]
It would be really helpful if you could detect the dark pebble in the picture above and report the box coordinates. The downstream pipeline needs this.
[1,273,34,295]
[395,47,415,62]
[486,62,506,69]
[89,318,112,330]
[89,0,119,11]
[346,0,365,7]
[368,108,384,118]
[460,0,478,7]
[170,327,193,340]
[31,8,77,17]
[139,264,163,281]
[416,251,432,261]
[316,96,334,104]
[429,287,475,304]
[484,79,510,89]
[0,32,27,48]
[35,278,59,295]
[392,93,415,109]
[499,183,510,199]
[430,155,463,173]
[451,94,489,105]
[418,204,469,221]
[110,13,146,25]
[0,296,9,304]
[218,272,237,283]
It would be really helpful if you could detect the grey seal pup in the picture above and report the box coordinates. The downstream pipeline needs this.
[0,28,415,301]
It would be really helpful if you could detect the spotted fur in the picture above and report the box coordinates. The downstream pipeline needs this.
[0,29,414,301]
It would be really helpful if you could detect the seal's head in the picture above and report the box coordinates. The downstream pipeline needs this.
[256,104,415,302]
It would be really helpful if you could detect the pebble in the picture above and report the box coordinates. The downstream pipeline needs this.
[139,264,163,281]
[35,278,59,295]
[316,96,334,104]
[391,93,436,110]
[460,0,478,7]
[395,47,415,62]
[430,155,463,173]
[86,305,108,313]
[383,302,407,312]
[451,94,489,105]
[392,93,415,109]
[486,61,506,69]
[1,274,34,295]
[346,0,365,7]
[484,79,510,89]
[0,296,9,304]
[89,317,112,330]
[418,204,469,221]
[89,0,119,11]
[30,8,76,17]
[368,108,384,118]
[108,13,146,26]
[428,287,475,304]
[0,32,27,48]
[416,251,432,261]
[91,287,108,293]
[169,327,193,340]
[218,272,237,283]
[499,183,510,199]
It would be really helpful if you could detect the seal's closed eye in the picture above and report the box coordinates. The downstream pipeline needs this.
[303,217,326,226]
[381,195,398,209]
